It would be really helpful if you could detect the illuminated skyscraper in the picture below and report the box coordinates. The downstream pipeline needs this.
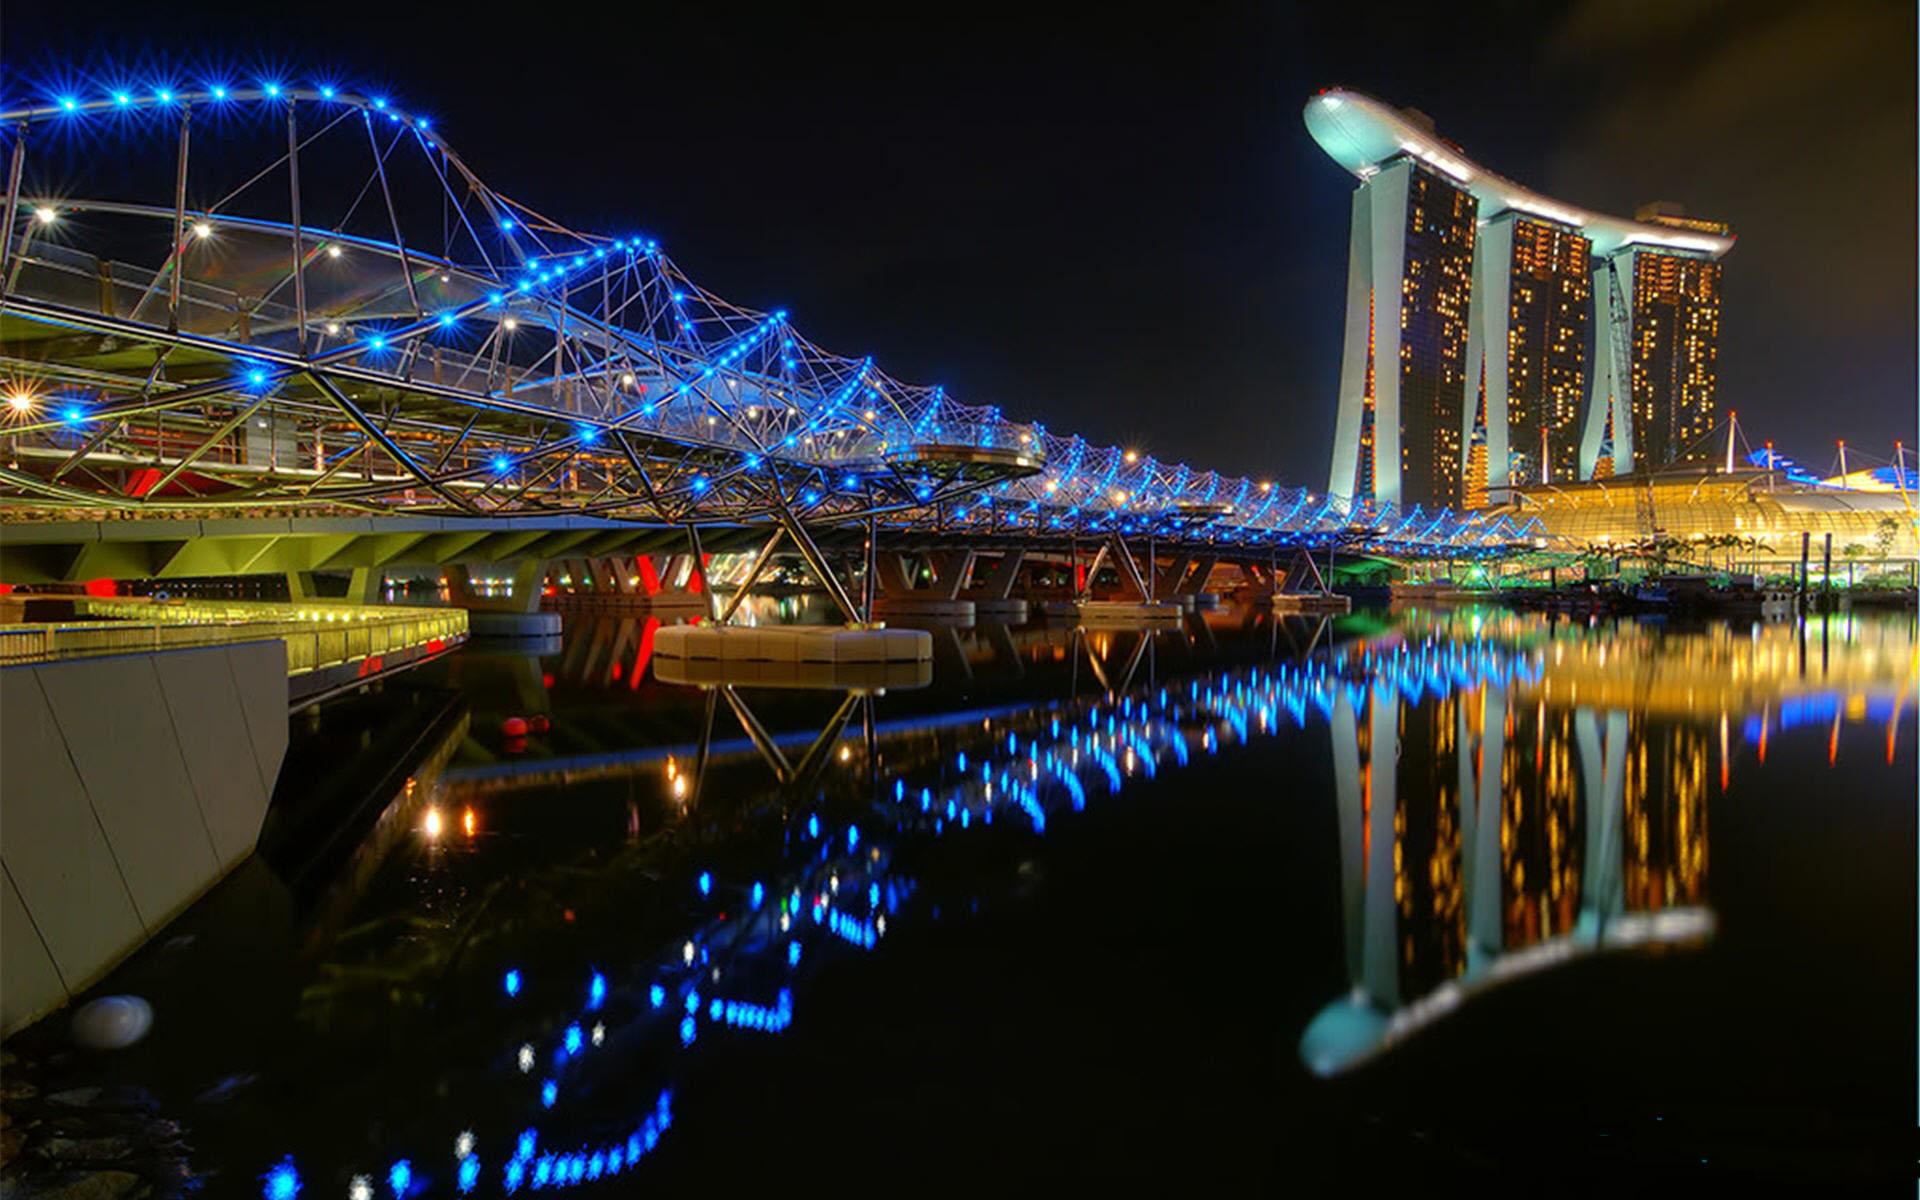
[1581,205,1729,475]
[1320,143,1478,509]
[1306,90,1734,504]
[1467,213,1591,491]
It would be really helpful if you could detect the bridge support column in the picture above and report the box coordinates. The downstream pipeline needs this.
[449,561,561,638]
[872,550,974,619]
[286,567,383,605]
[1153,554,1192,599]
[927,551,974,601]
[1175,556,1217,596]
[963,550,1029,619]
[1105,535,1149,602]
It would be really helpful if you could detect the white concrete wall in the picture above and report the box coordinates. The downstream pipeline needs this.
[1,640,286,1034]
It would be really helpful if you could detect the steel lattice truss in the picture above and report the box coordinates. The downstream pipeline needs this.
[0,75,1538,558]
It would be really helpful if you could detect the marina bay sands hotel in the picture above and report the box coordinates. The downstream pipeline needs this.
[1306,89,1735,510]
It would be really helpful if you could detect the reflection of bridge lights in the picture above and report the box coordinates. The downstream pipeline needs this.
[503,969,522,998]
[386,1160,410,1197]
[517,1044,534,1073]
[462,807,476,838]
[347,1175,371,1200]
[454,1130,475,1159]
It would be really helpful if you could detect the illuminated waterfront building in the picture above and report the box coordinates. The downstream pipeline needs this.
[1584,207,1729,475]
[1306,90,1735,505]
[1493,466,1920,567]
[1473,214,1591,488]
[1315,115,1478,510]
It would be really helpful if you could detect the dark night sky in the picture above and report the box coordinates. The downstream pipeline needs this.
[7,1,1915,485]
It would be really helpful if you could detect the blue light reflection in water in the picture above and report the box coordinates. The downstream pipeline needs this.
[227,610,1914,1187]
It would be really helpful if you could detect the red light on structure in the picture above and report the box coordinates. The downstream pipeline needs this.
[631,616,660,690]
[83,578,116,597]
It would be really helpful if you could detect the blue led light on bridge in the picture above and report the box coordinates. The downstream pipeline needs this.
[541,1079,558,1108]
[457,1155,480,1193]
[649,983,665,1008]
[503,968,522,997]
[387,1160,411,1197]
[260,1157,301,1200]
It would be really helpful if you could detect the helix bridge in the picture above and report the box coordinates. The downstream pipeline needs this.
[1,72,1538,576]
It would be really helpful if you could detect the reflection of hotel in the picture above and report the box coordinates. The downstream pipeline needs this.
[1306,90,1735,509]
[1303,613,1911,1076]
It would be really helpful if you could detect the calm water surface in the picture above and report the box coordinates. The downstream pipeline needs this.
[12,603,1915,1193]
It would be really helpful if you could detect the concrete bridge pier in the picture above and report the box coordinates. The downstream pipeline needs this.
[286,566,385,605]
[546,553,710,617]
[448,561,562,638]
[962,550,1029,620]
[1075,535,1183,621]
[873,550,975,619]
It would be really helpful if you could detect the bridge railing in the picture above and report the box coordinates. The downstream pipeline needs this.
[0,599,468,676]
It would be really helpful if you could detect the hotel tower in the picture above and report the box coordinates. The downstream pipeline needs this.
[1305,90,1734,510]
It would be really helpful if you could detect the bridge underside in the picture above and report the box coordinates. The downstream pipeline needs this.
[0,515,1355,586]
